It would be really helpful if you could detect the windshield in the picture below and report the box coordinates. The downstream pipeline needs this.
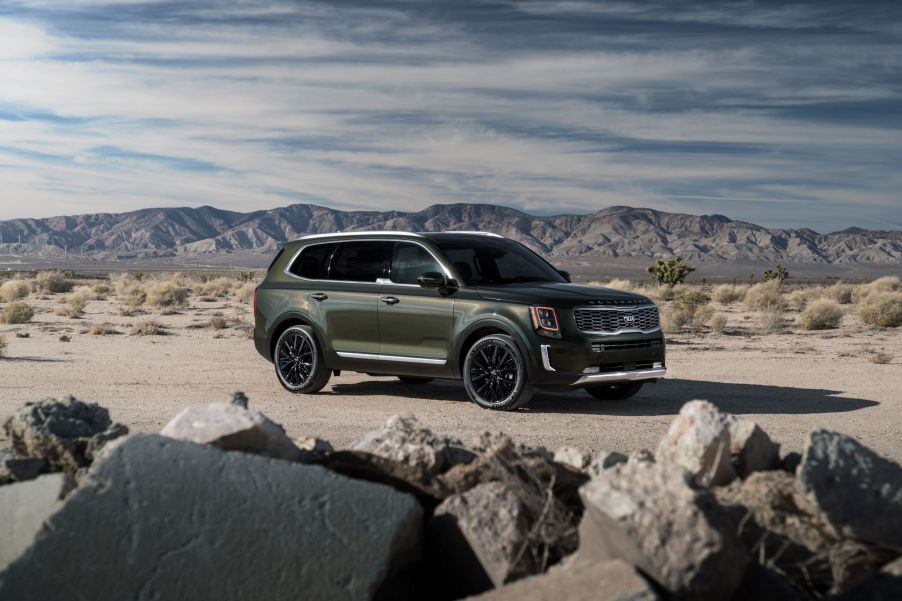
[433,237,567,286]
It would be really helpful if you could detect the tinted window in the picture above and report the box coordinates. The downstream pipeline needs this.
[289,243,336,279]
[434,238,566,286]
[391,242,442,285]
[330,241,392,282]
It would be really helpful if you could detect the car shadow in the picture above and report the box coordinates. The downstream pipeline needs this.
[330,377,878,416]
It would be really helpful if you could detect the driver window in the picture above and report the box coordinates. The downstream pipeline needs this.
[391,242,441,285]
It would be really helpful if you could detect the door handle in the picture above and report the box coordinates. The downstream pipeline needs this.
[380,296,400,306]
[311,293,328,302]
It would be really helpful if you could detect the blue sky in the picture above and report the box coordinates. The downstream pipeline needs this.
[0,0,900,232]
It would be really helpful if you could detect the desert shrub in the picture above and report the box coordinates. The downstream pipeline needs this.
[744,280,785,312]
[195,277,234,298]
[1,302,35,324]
[647,256,695,287]
[33,270,74,294]
[89,322,118,335]
[674,289,709,308]
[0,335,6,358]
[234,282,256,303]
[15,332,29,338]
[852,276,902,303]
[236,270,258,283]
[758,309,785,334]
[210,315,229,330]
[870,351,892,365]
[661,299,712,334]
[60,288,93,318]
[761,264,789,282]
[130,319,163,336]
[786,287,823,310]
[145,281,189,309]
[712,284,747,305]
[59,334,71,342]
[602,278,633,291]
[799,299,843,330]
[0,279,31,302]
[823,282,854,304]
[91,282,112,298]
[652,284,684,302]
[856,292,902,327]
[709,312,728,334]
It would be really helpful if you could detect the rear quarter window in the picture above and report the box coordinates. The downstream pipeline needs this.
[288,243,337,279]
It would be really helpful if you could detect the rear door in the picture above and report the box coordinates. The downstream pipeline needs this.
[377,241,455,363]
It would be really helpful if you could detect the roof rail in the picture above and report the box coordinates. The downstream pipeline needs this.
[298,231,424,240]
[433,230,505,238]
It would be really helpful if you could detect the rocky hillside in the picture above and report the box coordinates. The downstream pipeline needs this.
[1,203,900,265]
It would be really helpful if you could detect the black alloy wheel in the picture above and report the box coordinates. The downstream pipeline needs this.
[463,334,535,410]
[274,325,331,393]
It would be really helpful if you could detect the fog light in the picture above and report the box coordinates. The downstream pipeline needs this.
[653,361,663,369]
[583,366,600,374]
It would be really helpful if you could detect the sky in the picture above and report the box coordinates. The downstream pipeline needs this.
[0,1,900,232]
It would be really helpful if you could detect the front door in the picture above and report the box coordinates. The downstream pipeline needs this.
[377,241,455,363]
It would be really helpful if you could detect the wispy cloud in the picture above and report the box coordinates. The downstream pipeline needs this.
[0,0,900,231]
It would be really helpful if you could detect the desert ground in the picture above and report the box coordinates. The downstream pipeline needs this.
[0,272,900,462]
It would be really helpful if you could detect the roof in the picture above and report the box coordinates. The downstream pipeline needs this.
[294,230,506,242]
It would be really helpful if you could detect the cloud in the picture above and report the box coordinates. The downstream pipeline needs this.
[0,0,899,232]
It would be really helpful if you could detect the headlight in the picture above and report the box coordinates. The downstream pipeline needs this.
[530,306,560,338]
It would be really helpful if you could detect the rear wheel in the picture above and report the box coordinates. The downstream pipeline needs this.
[397,376,434,384]
[274,325,331,393]
[463,334,535,410]
[585,381,643,400]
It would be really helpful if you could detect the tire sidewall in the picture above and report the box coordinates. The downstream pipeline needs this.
[274,325,322,393]
[463,334,528,409]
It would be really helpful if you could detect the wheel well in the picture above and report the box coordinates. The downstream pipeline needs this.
[269,317,313,359]
[457,326,507,371]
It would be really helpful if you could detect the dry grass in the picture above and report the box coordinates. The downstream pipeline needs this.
[89,322,118,336]
[194,277,234,298]
[758,309,785,334]
[32,270,74,294]
[601,278,633,291]
[0,279,31,302]
[59,287,94,318]
[709,312,728,334]
[91,282,112,298]
[870,351,892,365]
[234,282,256,303]
[744,280,786,312]
[130,319,164,336]
[823,282,855,304]
[1,302,35,324]
[852,276,901,303]
[799,299,843,330]
[145,281,189,310]
[210,315,229,330]
[712,284,747,305]
[856,292,902,328]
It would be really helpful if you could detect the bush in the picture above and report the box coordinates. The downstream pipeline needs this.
[661,300,712,334]
[60,288,94,318]
[758,309,785,334]
[857,292,902,327]
[210,315,229,330]
[0,334,6,358]
[33,270,74,294]
[744,280,785,312]
[1,302,35,324]
[234,282,256,303]
[870,352,892,365]
[0,279,30,302]
[823,282,854,304]
[145,281,189,309]
[674,289,709,309]
[786,287,822,310]
[647,256,695,287]
[761,264,789,282]
[852,276,901,303]
[89,322,118,335]
[799,299,843,330]
[92,282,112,298]
[601,278,633,291]
[195,277,234,298]
[709,313,728,334]
[130,320,163,336]
[712,284,747,305]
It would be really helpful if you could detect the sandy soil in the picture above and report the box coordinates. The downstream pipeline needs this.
[1,297,900,462]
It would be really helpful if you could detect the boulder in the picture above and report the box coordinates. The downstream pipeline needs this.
[657,400,736,486]
[796,429,902,550]
[161,401,302,461]
[553,446,591,471]
[0,473,71,570]
[0,435,423,601]
[352,414,477,479]
[726,417,779,477]
[462,558,659,601]
[0,449,46,484]
[780,451,802,474]
[587,450,628,477]
[832,556,902,601]
[577,460,748,601]
[3,396,128,472]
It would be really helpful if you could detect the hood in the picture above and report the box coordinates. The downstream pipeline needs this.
[472,282,654,308]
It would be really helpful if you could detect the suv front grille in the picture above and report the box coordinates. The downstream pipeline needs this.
[591,339,663,352]
[574,306,660,334]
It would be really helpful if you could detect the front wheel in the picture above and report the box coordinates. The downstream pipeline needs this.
[585,381,643,400]
[274,325,331,393]
[463,334,535,410]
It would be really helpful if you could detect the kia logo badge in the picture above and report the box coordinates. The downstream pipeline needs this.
[622,315,636,323]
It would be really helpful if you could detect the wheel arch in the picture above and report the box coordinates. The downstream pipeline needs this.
[268,312,317,361]
[452,318,532,379]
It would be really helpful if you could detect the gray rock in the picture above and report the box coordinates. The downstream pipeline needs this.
[726,417,780,477]
[587,450,628,478]
[161,401,302,461]
[0,473,71,570]
[553,446,592,471]
[295,436,334,454]
[3,396,128,472]
[462,558,659,601]
[0,435,422,601]
[796,429,902,550]
[628,449,655,464]
[577,460,748,601]
[229,391,248,408]
[781,451,802,474]
[657,400,736,486]
[352,414,477,478]
[0,449,46,483]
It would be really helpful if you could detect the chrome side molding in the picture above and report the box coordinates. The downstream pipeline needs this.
[336,351,447,365]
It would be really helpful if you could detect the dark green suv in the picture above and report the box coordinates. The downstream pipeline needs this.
[253,231,665,410]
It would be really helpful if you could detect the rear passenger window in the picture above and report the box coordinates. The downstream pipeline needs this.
[289,243,336,279]
[329,241,393,282]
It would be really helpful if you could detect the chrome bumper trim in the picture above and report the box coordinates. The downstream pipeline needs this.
[540,344,555,371]
[572,367,666,386]
[336,351,446,365]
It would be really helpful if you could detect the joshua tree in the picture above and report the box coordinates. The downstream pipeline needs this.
[647,256,696,287]
[762,264,790,282]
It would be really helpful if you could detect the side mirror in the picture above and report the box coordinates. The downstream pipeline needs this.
[558,269,572,282]
[417,271,446,289]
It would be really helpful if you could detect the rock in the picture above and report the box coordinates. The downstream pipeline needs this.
[587,450,628,477]
[726,417,779,477]
[462,558,659,601]
[553,446,592,471]
[0,473,71,570]
[578,460,748,601]
[295,436,333,454]
[730,563,806,601]
[628,449,655,464]
[796,429,902,550]
[352,414,477,478]
[657,400,736,486]
[0,449,46,483]
[781,451,802,474]
[832,556,902,601]
[716,470,892,596]
[229,391,248,408]
[3,396,128,473]
[161,401,302,461]
[472,431,553,461]
[0,435,423,601]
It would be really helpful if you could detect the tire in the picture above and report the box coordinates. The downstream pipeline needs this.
[463,334,535,410]
[585,381,644,400]
[397,376,434,384]
[274,325,331,393]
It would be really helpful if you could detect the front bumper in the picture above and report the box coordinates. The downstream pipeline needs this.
[570,366,667,386]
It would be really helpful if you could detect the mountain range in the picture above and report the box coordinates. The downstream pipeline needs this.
[0,203,900,267]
